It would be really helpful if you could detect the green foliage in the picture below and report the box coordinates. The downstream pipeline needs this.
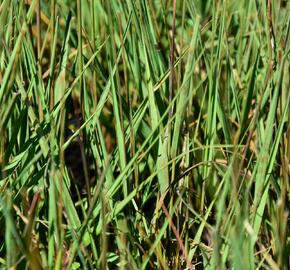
[0,0,289,269]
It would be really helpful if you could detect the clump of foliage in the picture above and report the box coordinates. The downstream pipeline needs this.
[0,0,289,269]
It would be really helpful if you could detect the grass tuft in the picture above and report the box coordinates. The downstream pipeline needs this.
[0,0,290,269]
